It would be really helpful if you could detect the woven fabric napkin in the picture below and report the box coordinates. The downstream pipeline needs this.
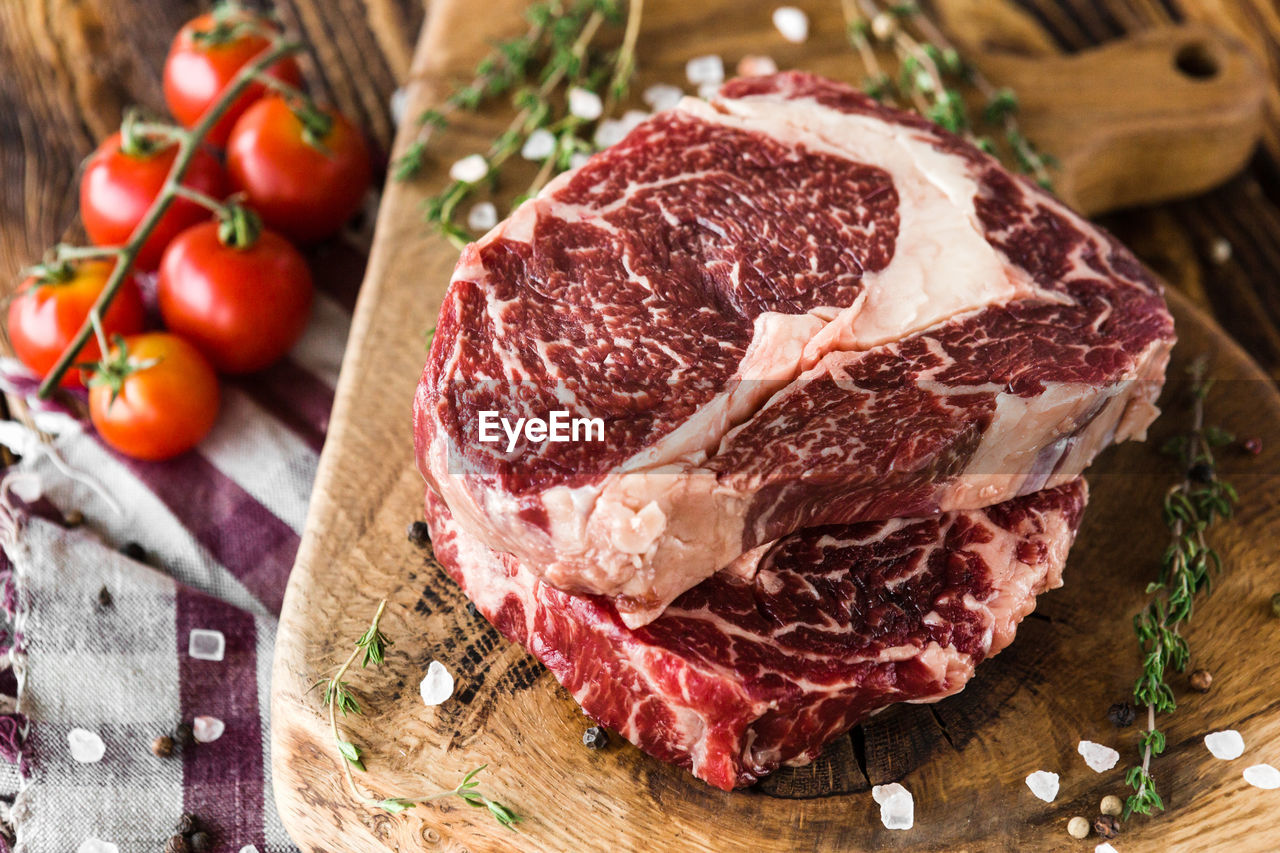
[0,242,362,852]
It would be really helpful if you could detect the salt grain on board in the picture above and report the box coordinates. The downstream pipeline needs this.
[594,119,628,149]
[522,128,557,161]
[568,87,603,121]
[643,83,684,112]
[685,54,725,86]
[389,86,408,126]
[449,154,488,184]
[772,6,810,43]
[67,728,105,763]
[1078,740,1120,772]
[1204,730,1245,760]
[698,82,721,101]
[192,715,225,743]
[1024,770,1059,802]
[239,847,261,853]
[738,55,779,77]
[467,202,498,232]
[188,628,226,662]
[569,152,591,171]
[76,840,119,853]
[871,782,914,830]
[1095,845,1118,853]
[1243,764,1280,789]
[420,660,455,706]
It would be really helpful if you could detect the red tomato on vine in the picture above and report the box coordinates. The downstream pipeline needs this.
[226,95,372,243]
[87,333,220,461]
[79,130,228,270]
[163,8,304,148]
[6,259,147,388]
[158,210,314,374]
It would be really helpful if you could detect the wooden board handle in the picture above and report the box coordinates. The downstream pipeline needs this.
[977,24,1266,216]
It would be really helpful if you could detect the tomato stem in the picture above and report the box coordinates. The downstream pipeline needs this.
[169,184,230,215]
[36,37,305,398]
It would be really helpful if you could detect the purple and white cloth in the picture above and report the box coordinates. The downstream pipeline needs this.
[0,240,366,852]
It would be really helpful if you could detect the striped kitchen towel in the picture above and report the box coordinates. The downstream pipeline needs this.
[0,238,366,853]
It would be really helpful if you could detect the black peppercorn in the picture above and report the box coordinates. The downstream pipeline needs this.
[120,541,146,562]
[174,722,195,748]
[582,726,609,750]
[1093,814,1120,839]
[151,734,174,758]
[406,520,431,548]
[1107,701,1136,728]
[97,586,113,608]
[164,836,189,853]
[188,831,213,852]
[1188,462,1214,483]
[176,813,200,834]
[1189,668,1213,692]
[465,601,478,618]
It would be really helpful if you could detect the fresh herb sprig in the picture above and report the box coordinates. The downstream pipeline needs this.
[394,0,642,247]
[319,599,519,828]
[1124,357,1237,818]
[840,0,1056,188]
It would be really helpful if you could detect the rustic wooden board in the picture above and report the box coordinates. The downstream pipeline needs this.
[270,1,1280,850]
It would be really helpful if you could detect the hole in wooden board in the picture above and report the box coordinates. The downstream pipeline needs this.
[1174,41,1221,79]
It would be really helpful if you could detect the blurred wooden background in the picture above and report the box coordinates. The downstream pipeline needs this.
[0,0,1277,382]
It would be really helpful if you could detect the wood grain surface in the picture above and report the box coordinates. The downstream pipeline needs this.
[266,0,1280,850]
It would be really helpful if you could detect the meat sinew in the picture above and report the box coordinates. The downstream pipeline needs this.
[426,479,1088,791]
[414,72,1173,627]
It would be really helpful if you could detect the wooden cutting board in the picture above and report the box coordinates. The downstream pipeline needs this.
[270,2,1280,850]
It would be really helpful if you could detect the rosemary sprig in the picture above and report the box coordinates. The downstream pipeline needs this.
[320,599,519,828]
[1124,357,1237,819]
[395,0,641,248]
[840,0,1056,188]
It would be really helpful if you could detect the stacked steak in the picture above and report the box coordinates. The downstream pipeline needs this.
[414,72,1174,790]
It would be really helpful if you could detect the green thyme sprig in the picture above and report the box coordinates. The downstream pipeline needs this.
[1124,357,1237,819]
[840,0,1056,189]
[395,0,642,248]
[320,599,519,828]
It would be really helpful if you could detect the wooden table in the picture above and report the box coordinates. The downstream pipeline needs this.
[1,0,1279,382]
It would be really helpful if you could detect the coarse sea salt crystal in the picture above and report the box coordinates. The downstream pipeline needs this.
[568,86,603,121]
[594,119,628,150]
[467,202,498,232]
[522,128,557,161]
[188,628,225,662]
[698,82,721,101]
[389,86,408,126]
[1095,844,1118,853]
[1024,770,1059,802]
[685,55,724,86]
[871,782,914,830]
[1078,740,1120,773]
[1243,763,1280,789]
[192,715,225,744]
[420,660,455,706]
[772,6,810,43]
[1205,730,1245,760]
[642,83,684,112]
[239,847,261,853]
[738,55,779,77]
[67,728,105,763]
[449,154,488,184]
[569,152,591,171]
[77,840,119,853]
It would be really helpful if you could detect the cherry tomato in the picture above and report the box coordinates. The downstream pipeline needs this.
[226,96,372,243]
[6,260,147,388]
[88,333,220,461]
[158,219,313,374]
[80,132,228,270]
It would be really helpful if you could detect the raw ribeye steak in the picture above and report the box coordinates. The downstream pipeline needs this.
[426,478,1087,791]
[415,71,1172,626]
